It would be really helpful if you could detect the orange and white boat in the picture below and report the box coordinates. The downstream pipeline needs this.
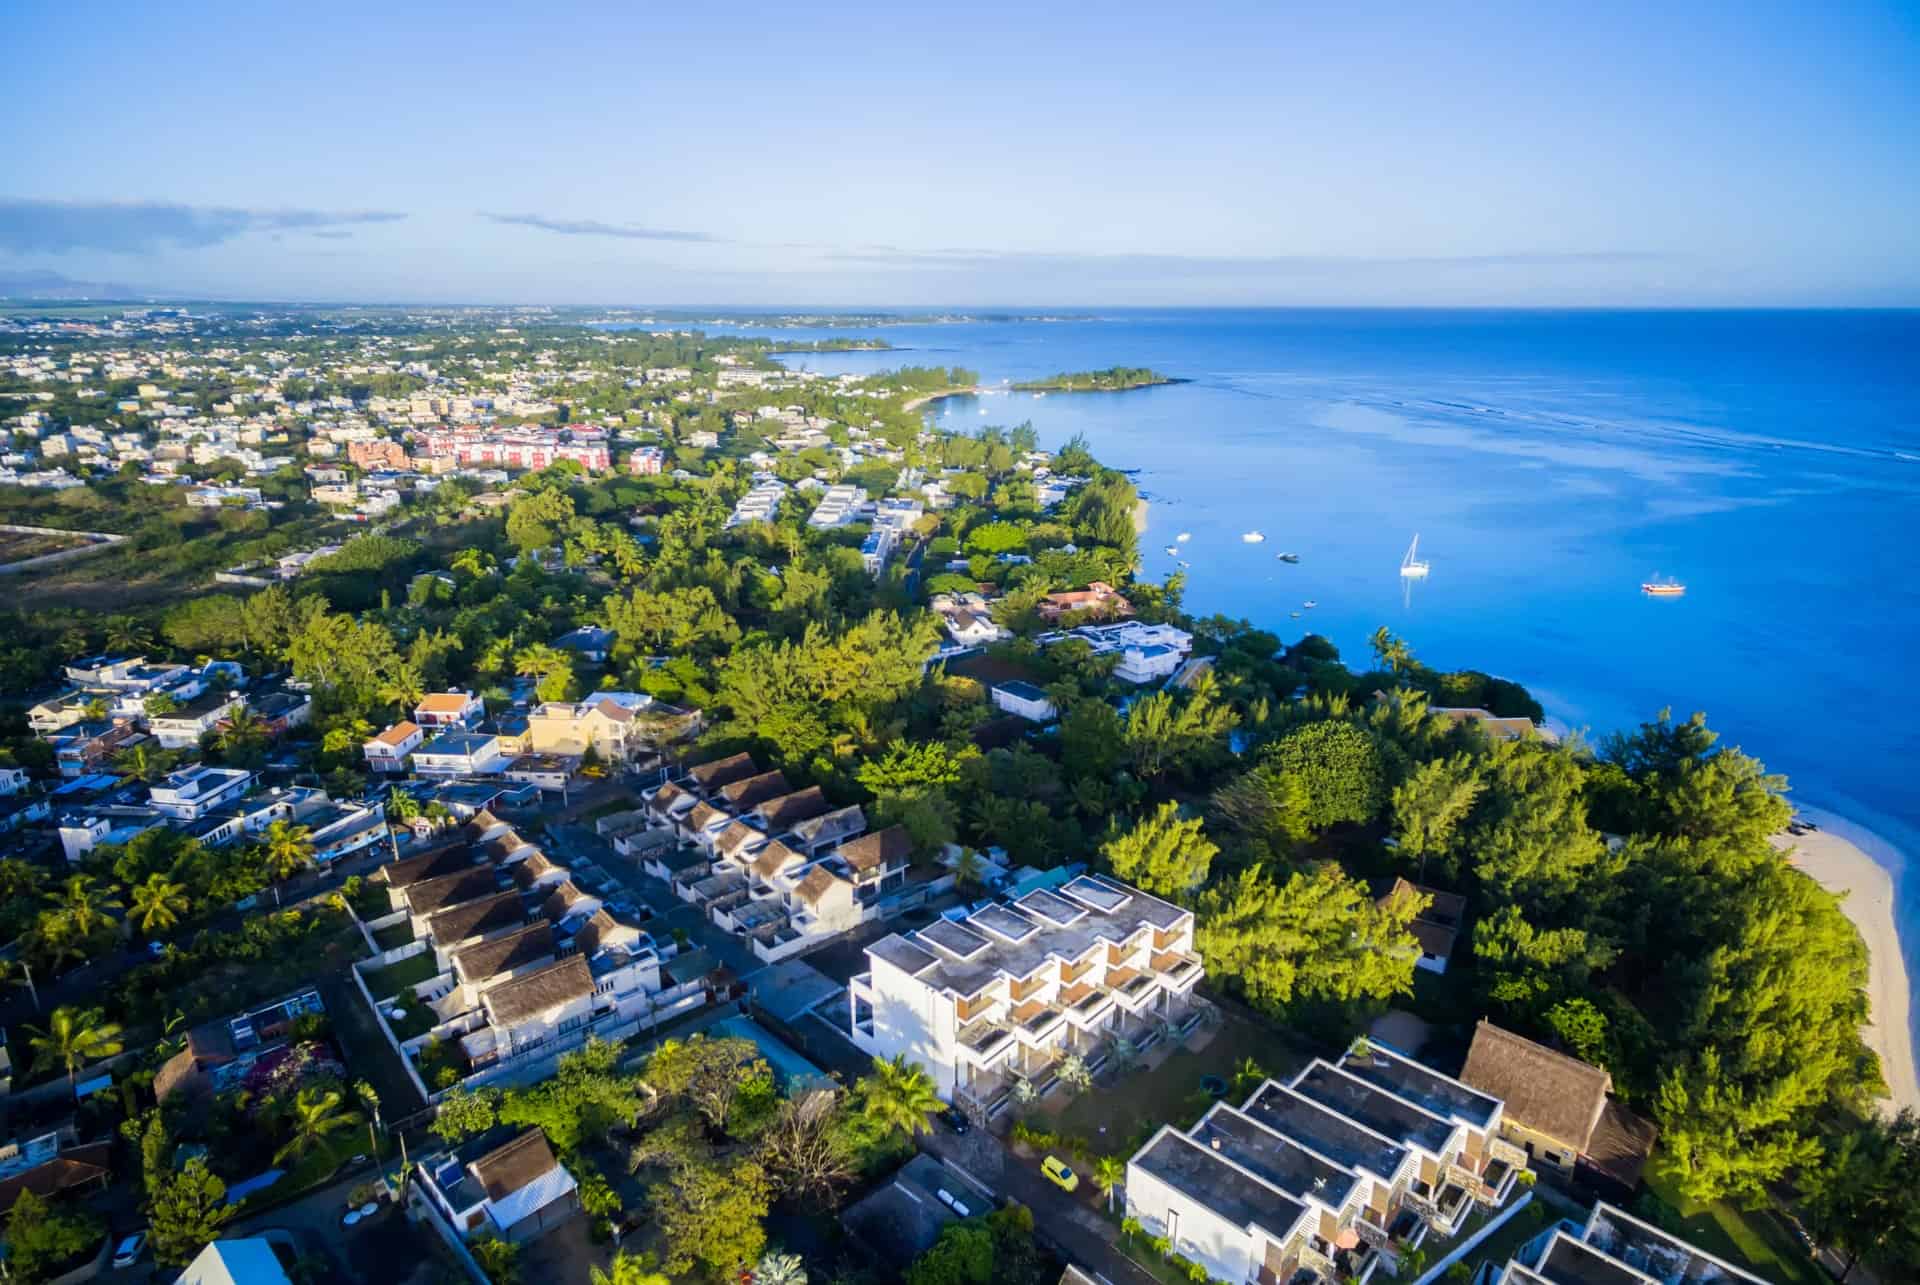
[1641,575,1686,596]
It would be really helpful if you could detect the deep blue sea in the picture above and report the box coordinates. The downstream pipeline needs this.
[664,308,1920,1059]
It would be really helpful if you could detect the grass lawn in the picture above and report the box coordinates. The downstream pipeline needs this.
[362,950,442,998]
[1054,1013,1313,1154]
[1451,1193,1558,1277]
[1116,1226,1207,1285]
[1641,1164,1825,1285]
[371,921,416,951]
[242,1114,376,1212]
[386,1002,440,1041]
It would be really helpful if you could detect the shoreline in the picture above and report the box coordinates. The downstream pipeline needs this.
[1774,820,1920,1117]
[900,385,981,412]
[1132,496,1150,537]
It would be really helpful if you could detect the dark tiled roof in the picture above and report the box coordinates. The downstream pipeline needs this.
[756,786,829,830]
[452,922,554,984]
[485,956,592,1026]
[718,769,790,809]
[687,752,757,790]
[405,866,500,915]
[426,889,524,945]
[1581,1099,1659,1191]
[470,1128,559,1200]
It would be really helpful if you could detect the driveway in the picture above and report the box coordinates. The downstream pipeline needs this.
[918,1128,1159,1285]
[542,820,763,978]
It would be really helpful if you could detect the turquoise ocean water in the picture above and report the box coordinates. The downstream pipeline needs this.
[658,308,1920,1061]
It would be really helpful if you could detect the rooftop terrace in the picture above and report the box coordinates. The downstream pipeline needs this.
[1240,1081,1409,1183]
[1339,1046,1501,1130]
[1289,1061,1457,1156]
[1135,1128,1308,1243]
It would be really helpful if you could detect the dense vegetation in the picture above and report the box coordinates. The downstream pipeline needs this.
[1010,366,1176,392]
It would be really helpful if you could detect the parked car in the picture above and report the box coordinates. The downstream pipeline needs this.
[111,1231,148,1268]
[940,1106,971,1134]
[1041,1155,1078,1192]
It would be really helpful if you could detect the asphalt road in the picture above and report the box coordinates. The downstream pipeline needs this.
[918,1126,1159,1285]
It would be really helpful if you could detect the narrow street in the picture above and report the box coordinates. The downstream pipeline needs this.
[918,1125,1158,1285]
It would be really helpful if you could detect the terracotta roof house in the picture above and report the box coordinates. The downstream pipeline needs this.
[687,752,758,792]
[1457,1020,1656,1196]
[1038,580,1133,622]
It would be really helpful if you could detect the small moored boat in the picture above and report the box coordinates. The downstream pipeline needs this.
[1242,531,1266,544]
[1642,575,1686,596]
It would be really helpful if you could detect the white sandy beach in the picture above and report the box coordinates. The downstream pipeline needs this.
[1776,826,1920,1117]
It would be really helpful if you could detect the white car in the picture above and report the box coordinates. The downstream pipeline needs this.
[112,1231,147,1267]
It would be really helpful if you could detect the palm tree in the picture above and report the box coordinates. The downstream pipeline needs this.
[385,786,421,823]
[273,1087,355,1165]
[513,643,569,679]
[102,615,151,653]
[129,873,189,935]
[28,1006,124,1092]
[216,709,271,757]
[377,663,426,714]
[450,547,495,580]
[953,848,987,892]
[859,1055,941,1139]
[82,697,110,723]
[354,1080,382,1155]
[113,743,171,784]
[262,819,315,882]
[49,874,121,938]
[590,1252,671,1285]
[753,1251,807,1285]
[1092,1155,1126,1212]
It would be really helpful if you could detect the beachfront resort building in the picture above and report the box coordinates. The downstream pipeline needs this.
[849,874,1206,1121]
[1125,1042,1531,1284]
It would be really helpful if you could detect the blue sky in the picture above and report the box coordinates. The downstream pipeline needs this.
[7,0,1918,306]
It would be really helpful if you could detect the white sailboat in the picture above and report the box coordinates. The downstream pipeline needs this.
[1241,531,1265,544]
[1399,533,1431,579]
[1176,532,1191,543]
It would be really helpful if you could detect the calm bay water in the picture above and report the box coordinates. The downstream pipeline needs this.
[682,308,1920,1056]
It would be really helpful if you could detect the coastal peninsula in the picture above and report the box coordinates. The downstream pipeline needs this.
[1012,365,1180,392]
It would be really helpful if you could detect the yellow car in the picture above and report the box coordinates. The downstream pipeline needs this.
[1041,1155,1079,1192]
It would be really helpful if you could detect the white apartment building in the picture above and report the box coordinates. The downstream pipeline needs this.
[807,483,867,528]
[849,875,1204,1120]
[1039,621,1196,685]
[148,765,253,820]
[1125,1044,1529,1285]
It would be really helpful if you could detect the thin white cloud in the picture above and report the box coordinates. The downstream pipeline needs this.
[0,198,406,253]
[481,212,718,243]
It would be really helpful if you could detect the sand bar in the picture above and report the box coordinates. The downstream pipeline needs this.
[1775,821,1920,1116]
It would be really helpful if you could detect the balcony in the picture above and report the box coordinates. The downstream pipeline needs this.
[957,1018,1016,1067]
[1012,999,1066,1045]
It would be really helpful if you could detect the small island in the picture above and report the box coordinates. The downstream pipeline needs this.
[1011,365,1182,393]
